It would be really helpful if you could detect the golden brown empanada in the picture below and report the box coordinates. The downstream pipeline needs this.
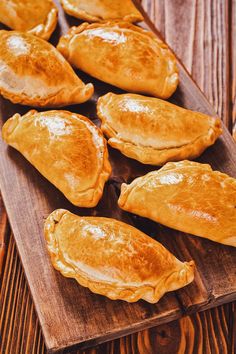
[2,110,111,207]
[0,30,94,107]
[60,0,143,22]
[0,0,57,41]
[97,93,222,165]
[118,161,236,247]
[45,209,195,303]
[57,22,178,99]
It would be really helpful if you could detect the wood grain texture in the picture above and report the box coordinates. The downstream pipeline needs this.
[0,233,47,354]
[141,0,236,140]
[231,0,236,139]
[0,0,236,352]
[0,195,9,277]
[1,234,236,354]
[142,0,231,130]
[0,0,236,353]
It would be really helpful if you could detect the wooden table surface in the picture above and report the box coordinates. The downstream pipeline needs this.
[0,1,236,353]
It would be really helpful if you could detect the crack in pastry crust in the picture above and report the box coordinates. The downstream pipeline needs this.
[0,0,58,41]
[97,93,222,165]
[57,21,178,99]
[2,110,111,207]
[44,209,195,303]
[118,161,236,247]
[60,0,143,23]
[0,30,94,107]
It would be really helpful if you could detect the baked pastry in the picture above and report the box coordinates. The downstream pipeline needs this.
[0,0,57,41]
[0,30,93,107]
[2,110,111,207]
[97,93,222,165]
[118,161,236,247]
[57,22,178,99]
[60,0,143,22]
[44,209,195,303]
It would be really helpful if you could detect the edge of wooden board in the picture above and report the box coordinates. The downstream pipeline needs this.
[0,2,236,353]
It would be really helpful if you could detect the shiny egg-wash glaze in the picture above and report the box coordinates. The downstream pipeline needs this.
[0,0,58,40]
[2,110,111,207]
[0,30,93,107]
[60,0,143,22]
[119,161,236,247]
[97,93,222,165]
[45,209,195,303]
[57,21,178,99]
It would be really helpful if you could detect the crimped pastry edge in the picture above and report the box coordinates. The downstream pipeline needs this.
[44,209,195,303]
[57,20,176,61]
[28,6,58,41]
[56,21,178,99]
[97,93,222,165]
[60,0,143,23]
[2,110,111,207]
[118,160,236,208]
[0,81,94,108]
[0,29,94,107]
[118,161,236,247]
[0,1,58,41]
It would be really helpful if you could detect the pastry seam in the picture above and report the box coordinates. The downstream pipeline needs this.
[28,6,58,40]
[100,122,222,165]
[60,0,143,23]
[2,111,111,207]
[45,210,195,303]
[0,83,93,108]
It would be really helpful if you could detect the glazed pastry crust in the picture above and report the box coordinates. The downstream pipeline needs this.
[60,0,143,22]
[0,0,58,41]
[44,209,195,303]
[118,161,236,247]
[0,30,93,107]
[97,93,222,165]
[2,110,111,207]
[57,22,178,99]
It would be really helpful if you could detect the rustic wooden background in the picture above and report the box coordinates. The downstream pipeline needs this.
[0,0,236,353]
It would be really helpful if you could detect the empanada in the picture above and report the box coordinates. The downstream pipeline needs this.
[0,0,57,41]
[57,22,178,99]
[2,110,111,207]
[60,0,143,23]
[0,30,94,107]
[44,209,195,303]
[97,93,222,165]
[118,161,236,247]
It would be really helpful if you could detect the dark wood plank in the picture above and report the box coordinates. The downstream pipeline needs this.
[142,0,231,131]
[231,0,236,139]
[142,0,236,140]
[0,195,9,277]
[0,233,47,354]
[0,0,236,352]
[137,0,236,311]
[1,233,236,354]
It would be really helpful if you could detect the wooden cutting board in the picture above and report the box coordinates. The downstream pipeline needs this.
[0,1,236,353]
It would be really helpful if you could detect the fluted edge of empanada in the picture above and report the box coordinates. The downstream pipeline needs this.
[72,132,111,207]
[28,6,58,41]
[97,96,222,165]
[58,20,171,48]
[118,160,236,208]
[0,82,94,108]
[60,0,143,23]
[57,22,177,65]
[2,110,111,207]
[57,21,178,99]
[118,161,236,247]
[44,209,195,303]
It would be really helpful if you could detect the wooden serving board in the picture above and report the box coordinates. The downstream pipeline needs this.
[0,1,236,353]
